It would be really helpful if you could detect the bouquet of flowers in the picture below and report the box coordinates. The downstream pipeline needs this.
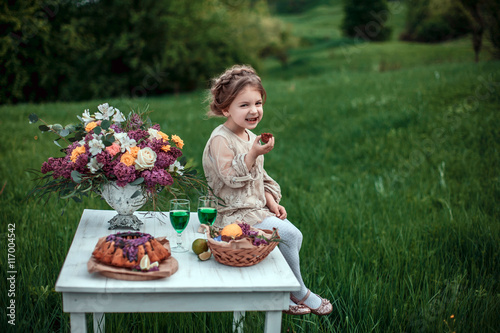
[28,103,205,208]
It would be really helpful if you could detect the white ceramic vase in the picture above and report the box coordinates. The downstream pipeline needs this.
[100,182,149,230]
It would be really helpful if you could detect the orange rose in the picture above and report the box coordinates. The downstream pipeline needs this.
[85,121,100,132]
[161,145,171,152]
[171,134,184,149]
[70,146,86,162]
[120,152,135,167]
[128,146,140,158]
[158,131,169,142]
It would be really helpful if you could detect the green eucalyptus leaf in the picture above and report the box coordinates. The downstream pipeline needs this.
[71,171,82,183]
[53,140,62,148]
[38,125,50,132]
[52,124,63,131]
[60,129,70,137]
[130,177,144,185]
[130,190,142,199]
[94,127,102,135]
[65,124,76,133]
[29,113,39,124]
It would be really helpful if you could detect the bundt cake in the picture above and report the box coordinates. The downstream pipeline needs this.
[92,232,170,268]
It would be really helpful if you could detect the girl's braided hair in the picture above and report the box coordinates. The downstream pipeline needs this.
[207,64,267,117]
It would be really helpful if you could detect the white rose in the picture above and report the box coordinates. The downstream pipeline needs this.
[135,147,157,170]
[148,128,161,140]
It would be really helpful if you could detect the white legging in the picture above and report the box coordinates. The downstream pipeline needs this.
[255,216,308,300]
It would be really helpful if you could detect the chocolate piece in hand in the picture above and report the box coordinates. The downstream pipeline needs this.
[261,133,273,144]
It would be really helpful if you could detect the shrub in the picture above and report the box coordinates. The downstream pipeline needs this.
[401,0,471,42]
[0,0,295,104]
[340,0,392,41]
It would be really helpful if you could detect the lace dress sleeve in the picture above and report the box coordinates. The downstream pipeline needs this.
[206,135,259,189]
[263,170,281,203]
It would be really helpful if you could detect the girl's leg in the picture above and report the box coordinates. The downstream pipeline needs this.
[256,217,322,309]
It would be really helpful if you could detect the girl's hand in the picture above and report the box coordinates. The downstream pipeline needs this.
[265,192,287,220]
[252,135,274,156]
[273,204,287,220]
[245,135,275,170]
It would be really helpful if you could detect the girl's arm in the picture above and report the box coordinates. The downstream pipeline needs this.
[245,135,275,170]
[207,135,259,188]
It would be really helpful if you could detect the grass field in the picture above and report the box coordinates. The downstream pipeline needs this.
[1,2,499,332]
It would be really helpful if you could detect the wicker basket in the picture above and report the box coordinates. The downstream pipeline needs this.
[204,226,280,267]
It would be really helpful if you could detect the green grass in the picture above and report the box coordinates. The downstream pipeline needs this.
[1,2,499,332]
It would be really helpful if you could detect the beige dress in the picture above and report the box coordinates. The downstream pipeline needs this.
[202,125,282,227]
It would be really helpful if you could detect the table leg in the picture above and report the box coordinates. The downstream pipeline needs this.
[233,311,245,333]
[93,312,105,333]
[264,311,282,333]
[70,313,87,333]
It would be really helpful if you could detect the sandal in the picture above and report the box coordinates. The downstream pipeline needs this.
[283,304,311,315]
[290,290,333,316]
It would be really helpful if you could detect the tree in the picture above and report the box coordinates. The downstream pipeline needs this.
[0,0,296,104]
[400,0,470,43]
[457,0,500,61]
[341,0,392,41]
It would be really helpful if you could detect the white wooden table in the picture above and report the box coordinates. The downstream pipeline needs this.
[55,209,300,333]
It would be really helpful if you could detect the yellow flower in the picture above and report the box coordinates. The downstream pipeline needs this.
[120,152,135,167]
[85,121,99,132]
[158,131,169,142]
[70,146,86,162]
[171,134,184,149]
[128,146,140,158]
[161,145,171,152]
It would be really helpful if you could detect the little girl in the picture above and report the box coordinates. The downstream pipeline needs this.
[202,65,333,316]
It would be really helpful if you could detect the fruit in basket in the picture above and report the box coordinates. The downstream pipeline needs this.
[220,223,243,238]
[198,251,212,261]
[192,238,208,255]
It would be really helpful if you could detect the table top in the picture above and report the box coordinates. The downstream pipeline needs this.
[55,209,300,294]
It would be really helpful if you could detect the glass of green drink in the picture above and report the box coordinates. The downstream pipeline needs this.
[169,199,190,253]
[197,196,217,229]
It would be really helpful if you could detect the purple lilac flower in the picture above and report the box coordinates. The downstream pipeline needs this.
[113,163,137,186]
[128,129,149,143]
[96,151,119,178]
[238,222,251,235]
[128,114,143,130]
[74,154,89,173]
[142,168,173,189]
[151,124,161,131]
[146,138,164,152]
[252,237,269,246]
[41,160,53,174]
[155,151,175,169]
[169,147,183,159]
[46,157,73,179]
[110,124,122,133]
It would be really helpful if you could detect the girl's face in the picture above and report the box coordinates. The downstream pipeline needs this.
[222,86,263,138]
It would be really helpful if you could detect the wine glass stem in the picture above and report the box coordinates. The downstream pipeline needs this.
[177,232,183,248]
